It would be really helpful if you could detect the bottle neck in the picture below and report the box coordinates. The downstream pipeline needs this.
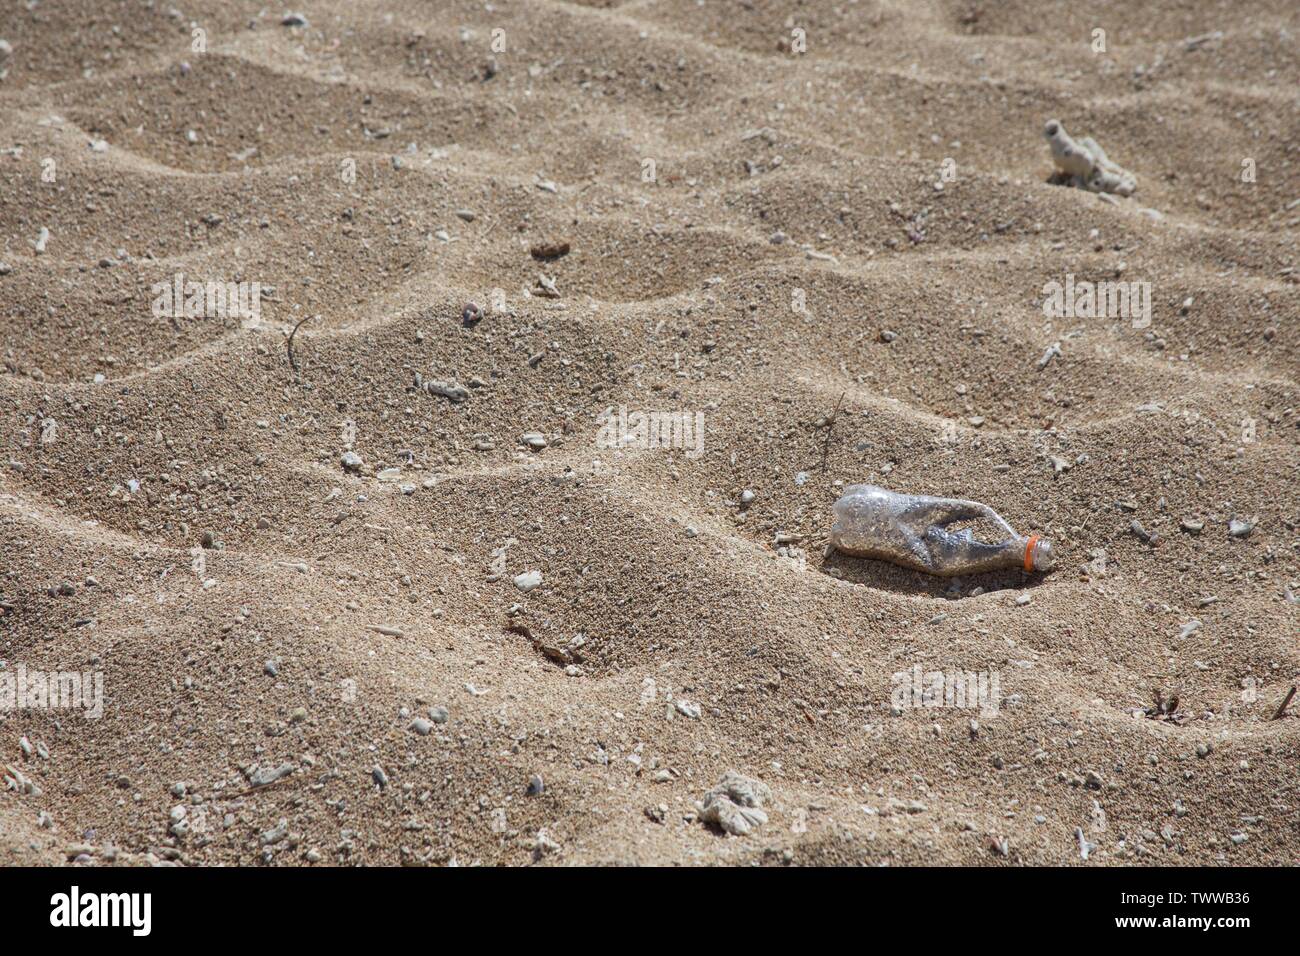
[927,529,1029,575]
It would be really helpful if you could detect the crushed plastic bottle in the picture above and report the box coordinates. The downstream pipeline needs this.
[830,485,1054,577]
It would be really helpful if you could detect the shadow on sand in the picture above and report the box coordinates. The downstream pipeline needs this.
[818,548,1045,599]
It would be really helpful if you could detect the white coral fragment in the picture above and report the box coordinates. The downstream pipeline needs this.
[1044,120,1136,196]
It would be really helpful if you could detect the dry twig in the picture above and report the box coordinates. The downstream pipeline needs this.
[286,314,313,377]
[1272,685,1297,720]
[820,390,846,473]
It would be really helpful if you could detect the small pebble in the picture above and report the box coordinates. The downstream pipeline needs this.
[245,764,292,790]
[513,570,543,592]
[1129,520,1156,544]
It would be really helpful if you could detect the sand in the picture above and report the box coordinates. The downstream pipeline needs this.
[0,0,1296,866]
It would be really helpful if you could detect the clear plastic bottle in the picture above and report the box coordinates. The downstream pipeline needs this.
[830,485,1054,576]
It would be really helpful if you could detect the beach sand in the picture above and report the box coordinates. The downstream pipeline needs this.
[0,0,1296,865]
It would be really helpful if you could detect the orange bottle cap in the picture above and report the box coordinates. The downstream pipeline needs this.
[1024,535,1039,573]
